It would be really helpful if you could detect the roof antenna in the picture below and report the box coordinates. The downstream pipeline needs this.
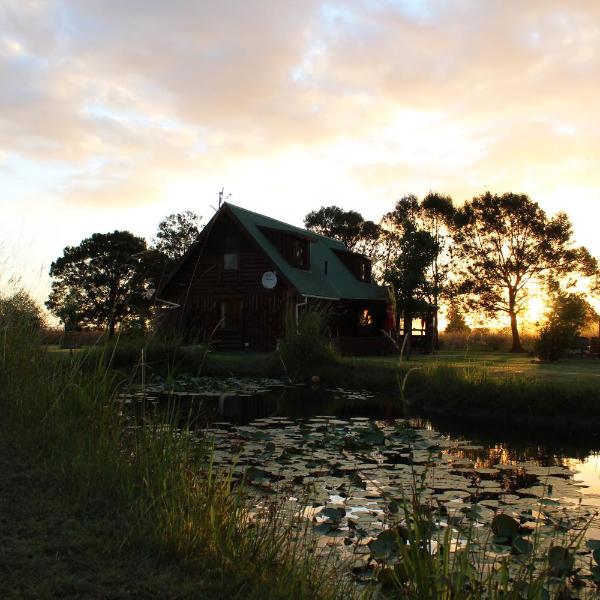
[210,187,232,212]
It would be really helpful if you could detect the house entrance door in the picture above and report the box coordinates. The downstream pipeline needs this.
[217,298,244,350]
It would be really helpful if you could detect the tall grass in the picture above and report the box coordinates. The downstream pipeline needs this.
[0,295,347,599]
[409,362,600,423]
[279,305,339,375]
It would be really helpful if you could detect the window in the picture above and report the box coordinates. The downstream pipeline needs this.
[220,299,243,329]
[292,239,307,268]
[223,252,239,271]
[359,309,373,327]
[359,260,371,282]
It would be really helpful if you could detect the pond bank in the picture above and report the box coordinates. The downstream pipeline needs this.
[408,361,600,436]
[145,350,600,433]
[418,402,600,439]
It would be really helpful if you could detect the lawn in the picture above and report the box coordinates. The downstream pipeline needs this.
[351,351,600,385]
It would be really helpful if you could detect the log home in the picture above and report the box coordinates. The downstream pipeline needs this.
[156,203,391,354]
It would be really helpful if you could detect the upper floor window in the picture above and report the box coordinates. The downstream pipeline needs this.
[258,225,311,270]
[359,260,371,282]
[223,252,239,271]
[292,239,309,269]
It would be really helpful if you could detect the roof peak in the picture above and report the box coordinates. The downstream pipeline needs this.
[223,202,347,248]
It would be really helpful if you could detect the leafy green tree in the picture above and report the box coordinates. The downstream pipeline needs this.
[46,231,151,337]
[304,206,380,255]
[381,199,439,358]
[451,192,597,352]
[420,192,455,308]
[153,211,203,262]
[54,290,83,333]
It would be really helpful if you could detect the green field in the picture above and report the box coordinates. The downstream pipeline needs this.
[351,351,600,385]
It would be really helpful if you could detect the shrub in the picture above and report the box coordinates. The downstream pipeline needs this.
[279,305,338,372]
[0,289,45,334]
[439,327,537,352]
[444,303,470,334]
[535,291,589,361]
[82,333,194,370]
[40,327,105,348]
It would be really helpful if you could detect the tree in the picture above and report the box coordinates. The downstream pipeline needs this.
[46,231,151,336]
[535,290,592,360]
[445,303,470,334]
[153,211,203,262]
[381,199,439,358]
[379,193,455,347]
[419,192,455,310]
[451,192,597,352]
[304,206,380,255]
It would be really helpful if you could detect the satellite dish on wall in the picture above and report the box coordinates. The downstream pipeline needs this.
[261,271,277,290]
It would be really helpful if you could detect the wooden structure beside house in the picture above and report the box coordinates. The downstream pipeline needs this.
[156,203,391,354]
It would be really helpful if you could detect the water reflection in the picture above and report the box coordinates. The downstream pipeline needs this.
[121,380,600,591]
[213,386,600,503]
[125,381,600,502]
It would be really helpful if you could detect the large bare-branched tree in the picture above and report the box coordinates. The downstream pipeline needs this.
[451,192,597,352]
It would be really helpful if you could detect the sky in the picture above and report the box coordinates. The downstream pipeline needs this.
[2,0,600,318]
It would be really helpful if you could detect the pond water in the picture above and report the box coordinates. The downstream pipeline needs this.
[121,379,600,592]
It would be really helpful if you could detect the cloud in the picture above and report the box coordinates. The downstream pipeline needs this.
[0,0,599,227]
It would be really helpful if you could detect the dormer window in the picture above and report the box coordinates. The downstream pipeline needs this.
[258,225,312,270]
[223,251,239,271]
[359,260,371,282]
[292,239,308,268]
[332,249,371,282]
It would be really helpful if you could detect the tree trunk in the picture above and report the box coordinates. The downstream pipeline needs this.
[403,311,412,360]
[509,307,525,353]
[432,289,439,352]
[107,281,118,339]
[432,258,440,352]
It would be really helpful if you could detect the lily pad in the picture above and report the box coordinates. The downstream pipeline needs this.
[547,546,574,577]
[368,529,399,561]
[491,514,520,541]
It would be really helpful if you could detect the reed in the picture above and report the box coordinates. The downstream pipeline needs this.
[0,294,347,599]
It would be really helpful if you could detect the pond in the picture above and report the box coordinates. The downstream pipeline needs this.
[120,378,600,593]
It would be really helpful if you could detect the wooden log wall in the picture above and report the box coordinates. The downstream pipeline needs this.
[160,245,291,351]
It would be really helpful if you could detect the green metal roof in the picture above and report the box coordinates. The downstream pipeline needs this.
[226,203,386,302]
